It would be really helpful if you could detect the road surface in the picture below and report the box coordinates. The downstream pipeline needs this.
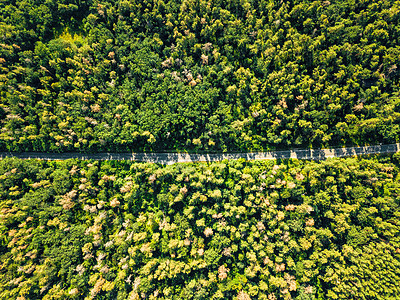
[0,143,399,164]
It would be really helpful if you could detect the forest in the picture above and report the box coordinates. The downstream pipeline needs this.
[2,1,400,299]
[1,155,400,299]
[1,0,400,152]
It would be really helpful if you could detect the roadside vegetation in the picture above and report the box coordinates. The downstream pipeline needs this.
[1,155,400,299]
[1,0,400,152]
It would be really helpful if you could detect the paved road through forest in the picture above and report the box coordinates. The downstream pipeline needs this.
[1,143,399,164]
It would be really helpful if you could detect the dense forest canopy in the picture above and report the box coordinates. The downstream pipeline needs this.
[2,2,400,298]
[1,155,400,299]
[0,0,399,152]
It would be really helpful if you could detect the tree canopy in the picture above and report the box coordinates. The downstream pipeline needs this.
[0,0,400,152]
[1,155,400,299]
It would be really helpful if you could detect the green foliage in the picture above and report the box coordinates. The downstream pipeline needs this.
[1,155,400,299]
[1,0,400,152]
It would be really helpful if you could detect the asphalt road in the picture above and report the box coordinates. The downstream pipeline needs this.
[0,143,399,164]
